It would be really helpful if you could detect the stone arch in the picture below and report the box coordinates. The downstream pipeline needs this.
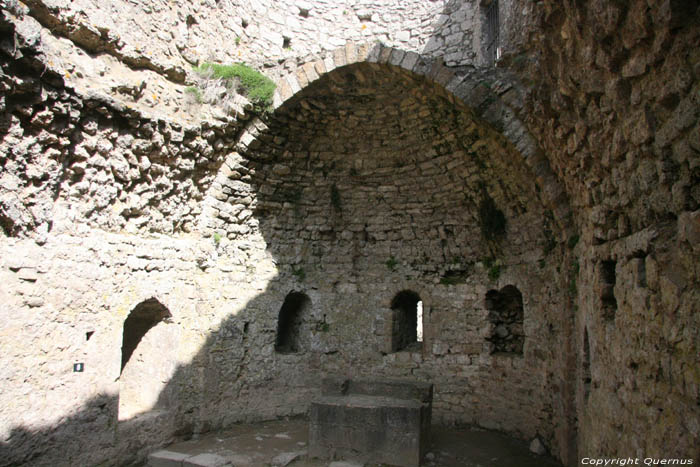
[194,43,576,442]
[118,297,177,420]
[275,291,311,354]
[201,42,571,237]
[390,290,424,352]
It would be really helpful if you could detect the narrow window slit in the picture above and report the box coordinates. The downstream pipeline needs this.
[583,328,591,402]
[391,290,423,352]
[484,0,500,65]
[600,260,617,320]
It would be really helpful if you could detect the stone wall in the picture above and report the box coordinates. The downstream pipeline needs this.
[3,0,542,128]
[0,229,280,465]
[214,58,563,432]
[517,0,700,463]
[0,37,576,464]
[1,0,699,466]
[0,14,248,237]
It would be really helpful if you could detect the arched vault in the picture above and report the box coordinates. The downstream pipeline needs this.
[201,42,571,238]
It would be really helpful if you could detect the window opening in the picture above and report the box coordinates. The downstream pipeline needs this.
[485,0,500,65]
[391,290,423,352]
[600,260,617,320]
[417,300,423,343]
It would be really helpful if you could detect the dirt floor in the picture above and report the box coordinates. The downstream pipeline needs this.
[155,417,563,467]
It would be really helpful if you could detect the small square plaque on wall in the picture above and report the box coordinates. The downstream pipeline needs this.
[73,363,84,372]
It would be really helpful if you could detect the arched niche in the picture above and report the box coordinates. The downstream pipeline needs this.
[275,291,311,354]
[118,298,175,421]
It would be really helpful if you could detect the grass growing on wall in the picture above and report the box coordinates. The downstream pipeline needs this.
[185,86,203,103]
[194,62,276,109]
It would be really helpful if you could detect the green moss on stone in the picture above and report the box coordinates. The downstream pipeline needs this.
[195,62,276,108]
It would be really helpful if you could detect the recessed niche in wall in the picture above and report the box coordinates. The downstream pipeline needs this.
[121,298,171,373]
[390,290,423,352]
[631,251,647,288]
[119,298,172,421]
[583,328,591,403]
[485,285,524,355]
[600,260,617,321]
[275,291,311,354]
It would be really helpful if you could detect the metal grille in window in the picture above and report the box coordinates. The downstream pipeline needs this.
[485,1,499,64]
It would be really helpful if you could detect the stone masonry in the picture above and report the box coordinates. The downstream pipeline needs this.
[0,1,698,466]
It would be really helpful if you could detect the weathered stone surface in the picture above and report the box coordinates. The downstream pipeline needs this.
[183,453,230,467]
[310,379,432,467]
[148,450,191,466]
[0,1,697,467]
[270,450,305,466]
[529,437,546,456]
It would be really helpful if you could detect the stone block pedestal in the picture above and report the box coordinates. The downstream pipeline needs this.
[309,378,433,467]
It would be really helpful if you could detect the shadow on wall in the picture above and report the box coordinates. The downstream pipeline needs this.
[0,1,574,466]
[0,286,323,466]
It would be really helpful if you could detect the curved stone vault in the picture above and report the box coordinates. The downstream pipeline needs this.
[203,43,572,240]
[1,2,698,466]
[193,45,576,460]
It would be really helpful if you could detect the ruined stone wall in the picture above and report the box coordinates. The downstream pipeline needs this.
[16,0,441,75]
[203,55,576,458]
[5,0,447,124]
[0,73,569,467]
[0,4,578,462]
[0,230,281,465]
[0,5,261,237]
[516,0,700,463]
[13,0,499,76]
[2,0,523,237]
[3,0,540,126]
[1,0,698,466]
[0,70,237,237]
